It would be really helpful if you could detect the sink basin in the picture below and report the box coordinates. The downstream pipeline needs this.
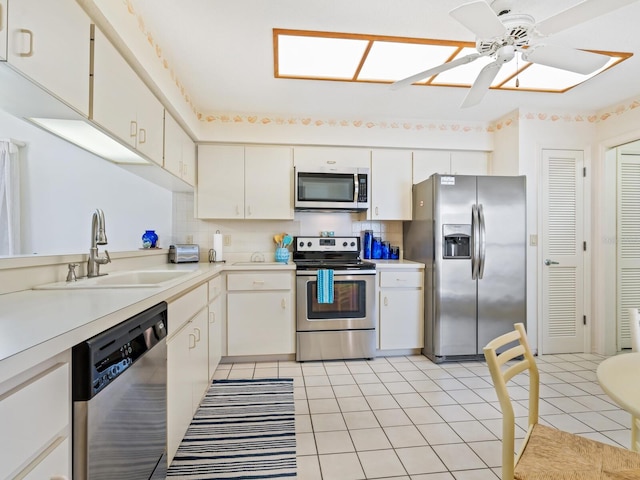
[34,269,198,290]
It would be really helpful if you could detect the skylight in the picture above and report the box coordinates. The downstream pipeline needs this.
[274,29,631,94]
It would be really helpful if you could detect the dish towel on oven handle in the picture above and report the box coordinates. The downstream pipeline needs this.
[317,269,334,304]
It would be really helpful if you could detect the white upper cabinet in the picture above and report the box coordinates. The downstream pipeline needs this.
[91,27,164,165]
[164,112,196,186]
[413,150,489,183]
[293,146,371,169]
[6,0,91,115]
[450,151,490,175]
[0,0,6,61]
[245,146,293,219]
[197,145,293,219]
[370,149,412,220]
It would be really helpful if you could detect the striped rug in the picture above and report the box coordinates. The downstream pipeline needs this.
[167,378,296,479]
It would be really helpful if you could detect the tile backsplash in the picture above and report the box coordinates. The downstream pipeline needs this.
[172,193,403,262]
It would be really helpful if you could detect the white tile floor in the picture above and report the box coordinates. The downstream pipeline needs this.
[212,352,632,480]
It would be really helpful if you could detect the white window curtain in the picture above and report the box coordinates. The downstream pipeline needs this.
[0,140,21,255]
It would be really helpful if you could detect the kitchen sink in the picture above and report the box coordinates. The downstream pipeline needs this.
[34,269,199,289]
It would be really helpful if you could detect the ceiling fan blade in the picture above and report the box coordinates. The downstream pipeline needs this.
[450,0,506,38]
[535,0,637,36]
[390,53,482,90]
[523,44,609,74]
[461,61,502,108]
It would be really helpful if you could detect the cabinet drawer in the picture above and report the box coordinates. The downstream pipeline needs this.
[168,283,208,334]
[379,271,423,288]
[0,362,70,480]
[24,437,70,480]
[227,273,292,291]
[208,275,223,301]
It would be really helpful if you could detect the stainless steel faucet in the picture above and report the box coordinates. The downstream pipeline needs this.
[87,208,111,278]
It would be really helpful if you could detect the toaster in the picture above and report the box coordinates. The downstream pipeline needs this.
[169,244,200,263]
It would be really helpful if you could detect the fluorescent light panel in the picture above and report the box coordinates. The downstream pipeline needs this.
[278,35,368,78]
[29,118,150,164]
[275,29,631,93]
[358,42,458,82]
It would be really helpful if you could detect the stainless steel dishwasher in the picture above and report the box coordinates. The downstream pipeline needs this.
[72,301,168,480]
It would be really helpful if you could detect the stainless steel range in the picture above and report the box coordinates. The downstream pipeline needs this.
[294,236,376,362]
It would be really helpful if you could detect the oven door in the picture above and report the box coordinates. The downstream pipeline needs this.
[296,270,375,331]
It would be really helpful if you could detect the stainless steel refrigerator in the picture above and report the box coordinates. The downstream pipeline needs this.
[403,174,526,363]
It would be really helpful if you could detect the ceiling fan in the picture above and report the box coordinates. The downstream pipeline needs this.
[391,0,637,108]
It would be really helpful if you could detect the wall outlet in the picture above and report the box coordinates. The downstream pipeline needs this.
[186,234,193,244]
[530,234,537,246]
[224,235,232,246]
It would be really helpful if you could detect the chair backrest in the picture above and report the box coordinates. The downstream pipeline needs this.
[483,323,539,480]
[629,308,640,352]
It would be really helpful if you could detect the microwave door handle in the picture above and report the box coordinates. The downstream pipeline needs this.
[353,173,359,203]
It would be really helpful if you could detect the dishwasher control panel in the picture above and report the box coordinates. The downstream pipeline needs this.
[72,302,168,400]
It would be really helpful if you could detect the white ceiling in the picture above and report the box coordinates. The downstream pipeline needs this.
[128,0,640,124]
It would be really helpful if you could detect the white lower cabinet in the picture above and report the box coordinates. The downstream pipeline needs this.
[227,272,295,356]
[208,275,224,378]
[378,270,424,350]
[0,355,71,480]
[167,284,209,463]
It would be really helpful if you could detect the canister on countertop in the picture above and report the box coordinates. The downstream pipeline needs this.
[381,241,390,259]
[363,230,373,259]
[391,245,400,260]
[372,236,382,259]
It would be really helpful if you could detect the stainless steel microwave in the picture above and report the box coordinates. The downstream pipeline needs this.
[294,166,370,211]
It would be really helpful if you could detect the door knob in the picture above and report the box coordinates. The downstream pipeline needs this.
[544,259,559,266]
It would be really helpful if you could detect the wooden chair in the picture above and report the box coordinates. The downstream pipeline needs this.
[483,322,640,479]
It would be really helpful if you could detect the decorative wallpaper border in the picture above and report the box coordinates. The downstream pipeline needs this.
[123,0,640,133]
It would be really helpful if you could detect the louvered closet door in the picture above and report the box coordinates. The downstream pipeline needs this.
[617,154,640,350]
[541,149,585,353]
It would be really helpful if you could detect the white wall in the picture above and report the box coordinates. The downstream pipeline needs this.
[0,109,173,255]
[173,192,403,263]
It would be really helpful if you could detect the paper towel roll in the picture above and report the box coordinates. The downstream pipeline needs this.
[212,232,224,262]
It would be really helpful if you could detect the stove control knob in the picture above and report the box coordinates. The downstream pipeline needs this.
[343,241,348,247]
[350,241,356,247]
[299,241,304,248]
[307,242,312,247]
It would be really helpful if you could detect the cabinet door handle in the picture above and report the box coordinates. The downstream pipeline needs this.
[375,206,379,216]
[327,160,336,164]
[281,298,286,309]
[396,278,407,282]
[17,28,34,57]
[189,333,196,349]
[182,161,188,176]
[253,280,265,286]
[384,296,388,306]
[194,327,201,342]
[0,5,4,33]
[138,128,147,144]
[236,205,240,216]
[130,120,138,138]
[209,311,216,324]
[247,205,252,216]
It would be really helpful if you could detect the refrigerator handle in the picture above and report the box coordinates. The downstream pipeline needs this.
[478,203,486,279]
[471,204,480,280]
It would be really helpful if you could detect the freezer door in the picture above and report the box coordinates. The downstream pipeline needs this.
[476,176,526,352]
[432,175,478,359]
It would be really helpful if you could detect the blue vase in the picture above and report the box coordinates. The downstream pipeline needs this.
[142,230,158,248]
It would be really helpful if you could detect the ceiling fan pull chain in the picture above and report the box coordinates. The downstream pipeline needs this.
[516,54,520,88]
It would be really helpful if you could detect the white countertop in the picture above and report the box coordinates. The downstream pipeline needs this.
[0,262,274,381]
[0,259,421,383]
[371,259,425,269]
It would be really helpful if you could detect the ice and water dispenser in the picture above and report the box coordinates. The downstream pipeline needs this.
[443,224,471,258]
